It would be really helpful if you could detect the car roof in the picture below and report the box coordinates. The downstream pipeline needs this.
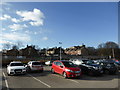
[10,61,22,63]
[29,61,40,62]
[54,60,70,62]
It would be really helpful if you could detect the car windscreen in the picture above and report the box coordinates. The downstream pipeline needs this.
[32,62,41,65]
[62,62,77,67]
[86,60,94,65]
[82,60,89,64]
[10,63,24,66]
[106,63,116,67]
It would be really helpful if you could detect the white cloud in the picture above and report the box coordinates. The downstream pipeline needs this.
[2,28,6,31]
[0,40,14,44]
[0,2,11,6]
[16,8,45,26]
[9,24,27,31]
[0,14,11,20]
[2,32,31,42]
[34,32,37,35]
[0,14,21,23]
[42,37,48,40]
[11,18,21,23]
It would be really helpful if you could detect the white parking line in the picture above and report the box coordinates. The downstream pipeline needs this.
[28,74,51,88]
[52,74,79,84]
[3,72,9,90]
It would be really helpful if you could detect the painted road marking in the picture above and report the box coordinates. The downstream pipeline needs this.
[28,74,51,88]
[3,72,9,90]
[52,74,79,84]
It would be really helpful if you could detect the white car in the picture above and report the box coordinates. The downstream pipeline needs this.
[7,61,26,76]
[26,61,43,72]
[45,61,53,66]
[69,59,88,65]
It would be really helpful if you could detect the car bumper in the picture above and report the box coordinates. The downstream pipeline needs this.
[10,70,26,75]
[66,72,82,78]
[31,68,43,71]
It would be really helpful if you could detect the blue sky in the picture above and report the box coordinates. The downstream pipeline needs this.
[0,2,118,50]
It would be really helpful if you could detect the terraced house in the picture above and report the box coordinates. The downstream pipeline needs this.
[65,45,89,56]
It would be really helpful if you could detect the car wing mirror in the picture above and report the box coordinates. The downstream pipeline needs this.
[60,66,63,68]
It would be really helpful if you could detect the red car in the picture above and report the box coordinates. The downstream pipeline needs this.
[51,60,82,78]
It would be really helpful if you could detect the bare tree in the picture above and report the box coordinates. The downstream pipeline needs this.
[2,43,11,50]
[16,41,24,49]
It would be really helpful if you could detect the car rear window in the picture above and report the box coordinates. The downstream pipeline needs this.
[32,62,41,65]
[10,63,23,66]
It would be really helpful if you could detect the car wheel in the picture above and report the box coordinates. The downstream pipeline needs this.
[88,71,93,76]
[7,72,10,76]
[27,67,31,73]
[105,70,109,74]
[51,68,55,74]
[63,72,67,78]
[40,70,43,73]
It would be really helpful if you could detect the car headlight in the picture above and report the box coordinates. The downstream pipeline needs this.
[65,69,73,73]
[93,67,98,70]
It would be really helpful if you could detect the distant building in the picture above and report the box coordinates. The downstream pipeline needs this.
[46,47,65,56]
[65,45,88,56]
[19,45,39,57]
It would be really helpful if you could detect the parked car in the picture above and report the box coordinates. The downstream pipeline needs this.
[51,60,82,78]
[69,58,88,65]
[114,61,120,70]
[101,59,120,70]
[26,61,43,72]
[7,61,26,76]
[70,59,103,76]
[96,61,118,74]
[45,60,53,66]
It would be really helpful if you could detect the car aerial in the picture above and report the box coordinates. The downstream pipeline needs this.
[70,59,103,76]
[51,60,82,78]
[45,60,53,66]
[26,61,43,72]
[96,60,118,74]
[7,61,26,76]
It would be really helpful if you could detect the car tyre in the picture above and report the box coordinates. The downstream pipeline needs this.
[63,72,68,79]
[88,71,93,76]
[51,68,55,74]
[7,72,10,76]
[27,67,31,73]
[40,70,43,73]
[105,70,109,74]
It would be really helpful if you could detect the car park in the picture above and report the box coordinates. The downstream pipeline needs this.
[26,61,43,72]
[96,61,118,74]
[51,60,82,78]
[70,59,103,76]
[7,61,26,76]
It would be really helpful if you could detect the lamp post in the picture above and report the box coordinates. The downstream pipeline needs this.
[59,42,62,60]
[112,48,115,59]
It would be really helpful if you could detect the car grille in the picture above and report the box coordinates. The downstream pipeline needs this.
[74,71,80,73]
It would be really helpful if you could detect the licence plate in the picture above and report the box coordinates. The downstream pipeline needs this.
[76,74,80,76]
[16,71,21,73]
